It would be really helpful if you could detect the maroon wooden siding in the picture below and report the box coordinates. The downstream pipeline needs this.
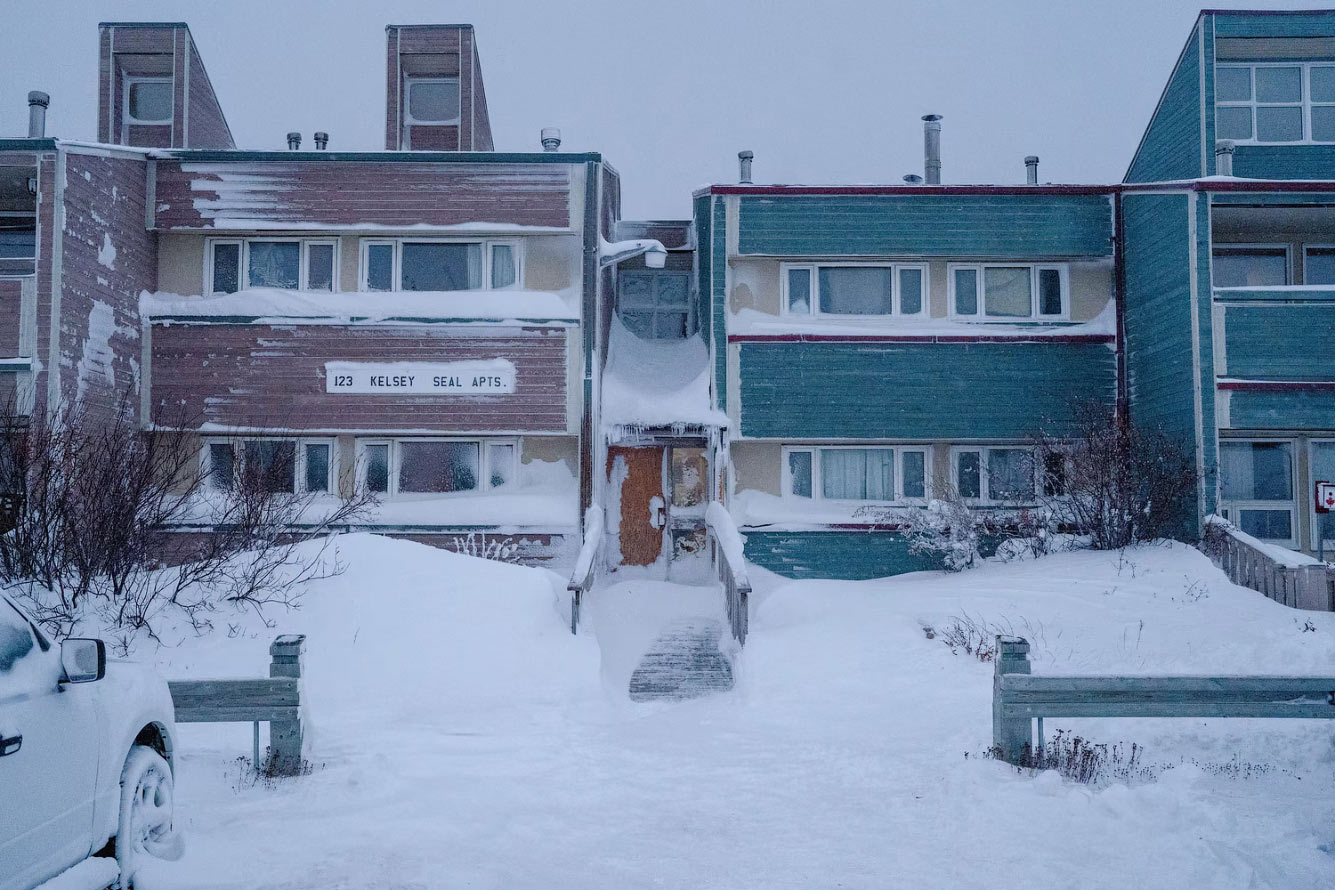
[184,37,234,149]
[149,324,569,432]
[57,152,156,422]
[0,280,22,357]
[471,41,493,152]
[152,160,571,229]
[35,153,55,415]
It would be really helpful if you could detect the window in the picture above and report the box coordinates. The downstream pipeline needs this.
[1313,441,1335,549]
[1303,246,1335,285]
[949,264,1068,320]
[782,264,927,317]
[203,438,336,494]
[0,222,36,276]
[619,271,693,339]
[206,239,338,295]
[404,78,461,125]
[1220,441,1295,544]
[356,438,518,497]
[782,446,930,502]
[952,447,1037,503]
[1212,245,1288,288]
[1217,62,1335,144]
[358,239,520,293]
[125,77,172,126]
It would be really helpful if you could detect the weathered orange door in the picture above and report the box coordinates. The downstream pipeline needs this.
[608,445,666,566]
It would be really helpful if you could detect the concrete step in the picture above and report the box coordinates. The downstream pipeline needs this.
[628,618,735,702]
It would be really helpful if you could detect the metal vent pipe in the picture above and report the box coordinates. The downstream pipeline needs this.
[286,132,301,150]
[1025,155,1040,184]
[540,127,561,152]
[738,150,754,184]
[1215,140,1235,176]
[922,114,942,184]
[314,131,329,150]
[27,92,49,138]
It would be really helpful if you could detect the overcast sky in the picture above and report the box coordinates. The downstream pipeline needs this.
[0,0,1311,218]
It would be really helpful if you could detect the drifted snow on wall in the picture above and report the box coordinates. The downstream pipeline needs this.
[605,454,629,568]
[74,300,134,405]
[97,233,117,270]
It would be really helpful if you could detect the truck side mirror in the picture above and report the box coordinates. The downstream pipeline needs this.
[60,638,105,684]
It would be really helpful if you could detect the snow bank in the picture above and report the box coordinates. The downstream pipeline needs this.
[139,288,579,324]
[600,316,728,429]
[1205,514,1322,567]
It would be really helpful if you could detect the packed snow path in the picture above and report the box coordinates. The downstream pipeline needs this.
[125,536,1335,889]
[628,618,735,701]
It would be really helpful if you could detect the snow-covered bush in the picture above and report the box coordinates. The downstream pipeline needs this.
[0,394,375,651]
[1034,401,1199,550]
[448,533,522,564]
[898,492,987,571]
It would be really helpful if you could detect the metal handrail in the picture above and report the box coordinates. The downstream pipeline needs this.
[567,507,603,634]
[706,503,751,646]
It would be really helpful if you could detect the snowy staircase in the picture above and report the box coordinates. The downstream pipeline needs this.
[628,617,734,701]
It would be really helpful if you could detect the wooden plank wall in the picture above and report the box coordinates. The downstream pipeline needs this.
[148,323,568,432]
[1124,24,1204,182]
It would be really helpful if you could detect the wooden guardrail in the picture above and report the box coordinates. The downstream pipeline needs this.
[706,503,751,646]
[992,636,1335,764]
[567,507,603,634]
[169,634,306,776]
[1202,516,1333,611]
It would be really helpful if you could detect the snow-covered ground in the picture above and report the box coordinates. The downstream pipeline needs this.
[129,535,1335,889]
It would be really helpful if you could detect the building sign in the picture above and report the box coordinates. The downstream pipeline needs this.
[324,360,516,395]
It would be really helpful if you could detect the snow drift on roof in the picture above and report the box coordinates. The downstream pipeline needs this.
[600,317,728,430]
[140,288,579,323]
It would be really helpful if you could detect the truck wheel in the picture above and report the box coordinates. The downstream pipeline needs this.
[115,746,183,886]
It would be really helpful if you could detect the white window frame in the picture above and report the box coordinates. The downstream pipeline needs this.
[781,444,932,504]
[123,75,173,130]
[354,437,519,498]
[357,238,522,293]
[403,76,461,126]
[1218,439,1298,547]
[780,262,929,318]
[949,446,1041,505]
[205,238,340,295]
[947,263,1069,321]
[1216,61,1335,145]
[201,437,338,494]
[1211,242,1291,289]
[1311,439,1335,550]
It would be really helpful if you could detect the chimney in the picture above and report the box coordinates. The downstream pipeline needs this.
[540,127,562,152]
[922,114,942,185]
[314,131,329,150]
[1025,155,1040,185]
[1215,140,1235,177]
[286,131,302,151]
[903,174,923,184]
[27,91,49,138]
[738,150,754,184]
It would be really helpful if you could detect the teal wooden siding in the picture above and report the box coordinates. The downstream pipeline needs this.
[737,341,1115,440]
[1213,12,1335,38]
[736,195,1113,258]
[1228,390,1335,430]
[1125,26,1203,183]
[1232,146,1335,181]
[1223,305,1335,380]
[712,198,727,411]
[742,531,938,580]
[1194,194,1217,514]
[1122,192,1202,535]
[694,194,712,349]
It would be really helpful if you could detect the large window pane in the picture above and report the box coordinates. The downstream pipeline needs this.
[953,268,979,315]
[366,244,394,292]
[364,444,389,493]
[1239,509,1292,541]
[212,243,240,294]
[488,443,515,489]
[988,449,1035,501]
[984,267,1032,317]
[1212,248,1287,287]
[1220,441,1292,500]
[399,441,480,493]
[1311,66,1335,103]
[1257,106,1303,142]
[789,451,812,498]
[1216,106,1254,141]
[304,443,330,493]
[1037,268,1063,316]
[306,243,334,291]
[1216,67,1252,102]
[401,243,482,291]
[902,451,926,499]
[956,451,981,499]
[490,244,516,289]
[819,267,893,315]
[1312,106,1335,143]
[821,448,893,500]
[786,268,812,314]
[898,267,923,315]
[1255,66,1301,103]
[248,242,300,289]
[1305,247,1335,285]
[244,440,296,494]
[128,81,172,122]
[407,79,459,123]
[209,443,235,491]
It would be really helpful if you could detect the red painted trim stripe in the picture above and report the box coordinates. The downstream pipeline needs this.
[728,333,1116,344]
[1218,380,1335,391]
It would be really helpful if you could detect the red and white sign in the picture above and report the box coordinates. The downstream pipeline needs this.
[1318,481,1335,514]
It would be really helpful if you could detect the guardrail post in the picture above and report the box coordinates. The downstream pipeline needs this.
[268,634,305,776]
[993,635,1032,766]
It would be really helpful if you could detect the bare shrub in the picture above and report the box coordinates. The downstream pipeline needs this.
[0,394,375,651]
[448,533,523,564]
[1035,400,1200,550]
[983,730,1151,785]
[921,612,1056,663]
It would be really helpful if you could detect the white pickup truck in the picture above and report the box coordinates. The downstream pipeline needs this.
[0,593,182,890]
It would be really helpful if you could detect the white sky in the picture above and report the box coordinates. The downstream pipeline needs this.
[0,0,1315,219]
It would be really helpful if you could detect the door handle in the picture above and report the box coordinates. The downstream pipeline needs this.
[0,734,21,756]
